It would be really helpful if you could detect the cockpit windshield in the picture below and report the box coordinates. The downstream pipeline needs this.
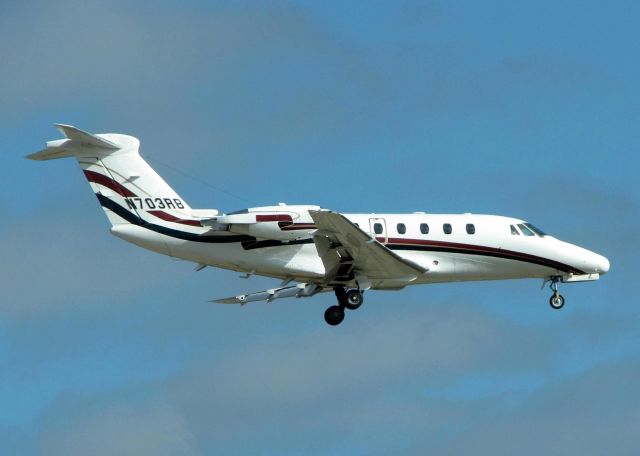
[515,223,547,237]
[517,224,535,236]
[524,223,547,237]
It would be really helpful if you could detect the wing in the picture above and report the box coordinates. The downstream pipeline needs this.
[213,283,321,305]
[309,210,427,287]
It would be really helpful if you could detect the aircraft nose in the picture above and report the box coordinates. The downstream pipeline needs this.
[596,254,610,275]
[562,241,610,276]
[585,251,610,275]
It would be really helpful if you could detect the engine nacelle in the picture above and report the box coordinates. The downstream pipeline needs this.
[205,205,320,240]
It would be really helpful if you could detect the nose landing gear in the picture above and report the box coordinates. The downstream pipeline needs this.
[548,277,565,310]
[324,287,365,325]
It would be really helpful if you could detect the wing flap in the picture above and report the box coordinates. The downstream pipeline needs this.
[213,283,320,305]
[309,210,427,282]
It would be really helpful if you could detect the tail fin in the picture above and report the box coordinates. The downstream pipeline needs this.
[27,124,216,228]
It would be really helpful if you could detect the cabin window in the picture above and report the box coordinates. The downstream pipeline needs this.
[466,223,475,235]
[443,223,452,234]
[397,223,406,234]
[374,223,383,234]
[420,223,429,234]
[510,225,520,235]
[517,223,535,236]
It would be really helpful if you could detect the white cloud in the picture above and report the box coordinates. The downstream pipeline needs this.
[3,2,636,454]
[21,300,639,454]
[408,360,640,455]
[0,212,175,321]
[112,304,560,451]
[40,401,199,456]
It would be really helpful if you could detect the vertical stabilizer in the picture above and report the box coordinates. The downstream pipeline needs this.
[27,125,214,230]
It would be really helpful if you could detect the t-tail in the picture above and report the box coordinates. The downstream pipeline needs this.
[27,124,217,251]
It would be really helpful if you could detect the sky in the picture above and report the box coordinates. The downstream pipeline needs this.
[1,0,639,454]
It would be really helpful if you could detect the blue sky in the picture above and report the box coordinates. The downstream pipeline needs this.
[1,0,639,454]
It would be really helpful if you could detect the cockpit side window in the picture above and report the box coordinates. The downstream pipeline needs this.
[510,225,520,235]
[517,223,535,236]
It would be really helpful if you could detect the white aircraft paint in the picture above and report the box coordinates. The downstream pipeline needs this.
[28,125,610,325]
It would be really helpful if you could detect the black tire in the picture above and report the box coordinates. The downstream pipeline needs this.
[344,289,364,310]
[549,293,565,310]
[324,305,345,326]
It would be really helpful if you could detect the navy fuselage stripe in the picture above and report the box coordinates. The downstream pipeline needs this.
[97,194,252,243]
[98,194,315,247]
[241,239,313,250]
[96,195,584,272]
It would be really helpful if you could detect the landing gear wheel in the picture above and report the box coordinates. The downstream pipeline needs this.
[547,277,565,310]
[324,305,345,326]
[344,289,364,310]
[549,293,565,310]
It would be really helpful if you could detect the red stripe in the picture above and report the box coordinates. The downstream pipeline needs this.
[382,237,537,257]
[378,237,581,273]
[84,170,136,197]
[256,214,293,222]
[148,210,202,227]
[84,171,201,227]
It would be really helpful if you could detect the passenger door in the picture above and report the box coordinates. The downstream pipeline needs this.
[369,218,388,244]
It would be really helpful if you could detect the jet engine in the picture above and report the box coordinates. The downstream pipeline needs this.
[203,204,320,240]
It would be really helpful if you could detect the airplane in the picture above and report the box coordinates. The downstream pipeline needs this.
[27,124,610,325]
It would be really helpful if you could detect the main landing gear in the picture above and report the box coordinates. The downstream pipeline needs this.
[324,287,364,326]
[548,276,565,310]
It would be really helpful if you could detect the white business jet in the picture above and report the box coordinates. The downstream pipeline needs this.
[28,125,610,325]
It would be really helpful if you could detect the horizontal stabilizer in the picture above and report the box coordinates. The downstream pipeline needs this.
[25,145,75,161]
[26,124,120,161]
[54,124,119,149]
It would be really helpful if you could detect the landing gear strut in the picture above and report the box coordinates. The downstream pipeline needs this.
[324,287,365,325]
[548,277,565,310]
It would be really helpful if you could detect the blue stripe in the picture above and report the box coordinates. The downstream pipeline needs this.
[97,194,252,243]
